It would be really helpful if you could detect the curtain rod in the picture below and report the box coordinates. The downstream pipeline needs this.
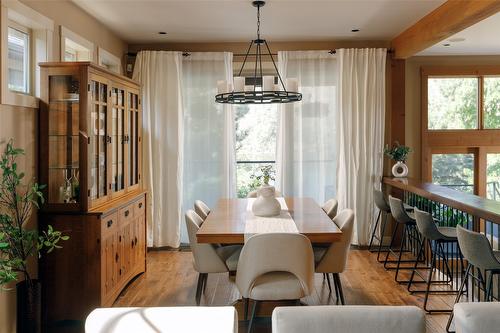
[127,48,393,57]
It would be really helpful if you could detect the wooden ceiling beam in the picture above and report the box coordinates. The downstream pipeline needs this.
[391,0,500,59]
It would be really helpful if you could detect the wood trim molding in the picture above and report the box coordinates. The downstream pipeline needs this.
[391,0,500,59]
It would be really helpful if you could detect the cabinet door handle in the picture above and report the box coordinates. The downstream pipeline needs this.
[131,240,134,248]
[106,135,112,144]
[119,235,122,242]
[135,237,138,245]
[107,220,113,228]
[119,268,122,275]
[138,202,143,209]
[124,210,130,217]
[115,253,119,262]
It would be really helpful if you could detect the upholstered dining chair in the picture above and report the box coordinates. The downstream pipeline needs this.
[185,210,242,305]
[313,209,355,304]
[322,198,338,220]
[194,200,211,220]
[236,233,315,332]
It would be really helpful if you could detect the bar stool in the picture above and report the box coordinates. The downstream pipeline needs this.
[368,189,391,262]
[408,209,465,313]
[446,225,500,332]
[384,196,425,283]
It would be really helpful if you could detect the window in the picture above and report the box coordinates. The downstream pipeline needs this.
[432,153,475,194]
[7,25,30,94]
[1,0,53,107]
[423,67,500,197]
[235,101,278,198]
[60,26,93,62]
[98,47,121,74]
[428,77,478,130]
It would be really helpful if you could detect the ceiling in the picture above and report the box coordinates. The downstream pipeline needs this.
[419,11,500,56]
[72,0,445,44]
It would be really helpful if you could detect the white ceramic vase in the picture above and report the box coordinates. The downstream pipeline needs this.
[392,161,409,178]
[252,186,281,217]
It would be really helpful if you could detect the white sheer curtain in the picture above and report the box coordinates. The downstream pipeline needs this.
[133,51,184,248]
[337,48,386,245]
[276,51,338,205]
[181,52,236,243]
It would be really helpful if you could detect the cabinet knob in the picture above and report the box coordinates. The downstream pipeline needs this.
[124,210,130,217]
[119,235,122,242]
[135,237,138,245]
[138,202,143,209]
[131,240,134,248]
[107,220,113,228]
[119,268,122,275]
[115,253,119,262]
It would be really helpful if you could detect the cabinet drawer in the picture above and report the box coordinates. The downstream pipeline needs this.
[101,212,118,235]
[134,196,145,217]
[118,203,134,223]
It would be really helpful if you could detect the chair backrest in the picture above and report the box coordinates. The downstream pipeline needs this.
[454,302,500,333]
[373,189,390,212]
[456,225,500,270]
[389,196,413,224]
[194,200,211,220]
[272,305,425,333]
[414,208,441,241]
[322,198,339,220]
[185,210,228,273]
[315,209,355,273]
[235,233,314,299]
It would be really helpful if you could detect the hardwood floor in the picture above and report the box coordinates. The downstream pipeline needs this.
[114,248,457,333]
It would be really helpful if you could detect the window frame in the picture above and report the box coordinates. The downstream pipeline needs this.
[0,0,54,108]
[97,47,121,74]
[60,26,94,62]
[422,66,500,197]
[7,20,31,95]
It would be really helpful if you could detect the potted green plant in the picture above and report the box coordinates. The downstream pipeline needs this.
[384,141,412,178]
[249,165,281,217]
[250,164,276,186]
[0,140,69,333]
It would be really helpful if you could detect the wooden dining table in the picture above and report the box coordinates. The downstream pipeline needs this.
[196,197,342,244]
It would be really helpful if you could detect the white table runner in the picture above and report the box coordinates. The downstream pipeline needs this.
[244,197,298,242]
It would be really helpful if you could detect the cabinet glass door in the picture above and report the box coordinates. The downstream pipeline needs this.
[128,92,139,187]
[111,87,125,193]
[90,80,109,200]
[47,75,80,204]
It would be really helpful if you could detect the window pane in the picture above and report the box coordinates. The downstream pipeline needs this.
[428,78,478,130]
[432,154,474,194]
[235,103,277,198]
[487,154,500,201]
[484,77,500,129]
[8,27,29,94]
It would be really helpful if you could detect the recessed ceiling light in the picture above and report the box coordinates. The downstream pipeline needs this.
[443,43,451,47]
[351,29,360,32]
[158,31,167,35]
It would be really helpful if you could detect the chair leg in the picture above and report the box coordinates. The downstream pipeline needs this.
[202,273,208,293]
[333,273,345,305]
[376,212,389,262]
[325,272,332,293]
[243,297,249,321]
[486,271,494,302]
[332,273,340,302]
[394,225,408,283]
[384,223,399,269]
[407,237,426,292]
[248,300,259,333]
[446,264,472,333]
[368,210,382,251]
[195,273,204,306]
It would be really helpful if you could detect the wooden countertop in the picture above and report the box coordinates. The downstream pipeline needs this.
[383,177,500,224]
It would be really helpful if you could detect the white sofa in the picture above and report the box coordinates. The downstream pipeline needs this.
[85,306,238,333]
[272,305,425,333]
[454,302,500,333]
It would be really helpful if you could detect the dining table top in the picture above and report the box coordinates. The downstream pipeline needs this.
[196,197,343,244]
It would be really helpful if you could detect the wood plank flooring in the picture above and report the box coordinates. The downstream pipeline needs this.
[114,249,457,333]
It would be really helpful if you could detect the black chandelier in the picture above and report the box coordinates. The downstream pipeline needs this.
[215,0,302,104]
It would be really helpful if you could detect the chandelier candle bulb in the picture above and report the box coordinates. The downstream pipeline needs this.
[286,78,298,92]
[217,80,228,94]
[234,77,245,92]
[263,76,274,91]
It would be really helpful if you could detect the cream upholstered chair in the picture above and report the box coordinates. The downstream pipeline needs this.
[322,198,338,220]
[236,233,314,332]
[272,305,425,333]
[453,302,500,333]
[313,209,355,304]
[185,210,242,305]
[194,200,211,220]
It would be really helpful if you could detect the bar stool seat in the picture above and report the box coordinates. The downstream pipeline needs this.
[437,227,457,240]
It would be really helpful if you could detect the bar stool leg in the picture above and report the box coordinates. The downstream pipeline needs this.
[383,223,400,269]
[368,210,382,251]
[446,264,472,333]
[394,225,409,283]
[407,237,426,292]
[376,212,390,262]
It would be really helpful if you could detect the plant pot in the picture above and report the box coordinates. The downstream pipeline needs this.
[17,279,41,333]
[252,185,281,217]
[391,161,408,178]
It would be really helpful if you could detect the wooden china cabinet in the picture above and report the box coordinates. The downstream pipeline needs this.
[38,62,146,327]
